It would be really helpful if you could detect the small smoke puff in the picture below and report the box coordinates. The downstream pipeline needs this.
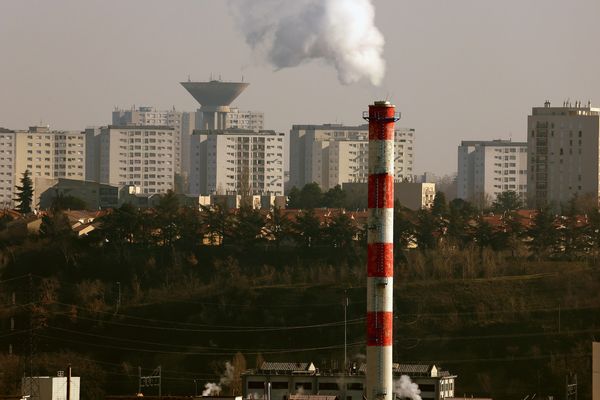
[394,375,422,400]
[229,0,385,86]
[203,382,222,396]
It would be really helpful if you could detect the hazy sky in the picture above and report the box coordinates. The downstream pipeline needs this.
[2,0,600,175]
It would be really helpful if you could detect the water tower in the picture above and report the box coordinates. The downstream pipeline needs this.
[180,80,249,130]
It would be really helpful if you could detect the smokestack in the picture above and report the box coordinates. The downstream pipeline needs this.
[364,101,398,400]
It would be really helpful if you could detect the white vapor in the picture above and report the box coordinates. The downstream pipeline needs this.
[228,0,386,86]
[394,375,422,400]
[202,362,236,396]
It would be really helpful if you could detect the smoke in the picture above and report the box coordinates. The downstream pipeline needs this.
[394,375,422,400]
[228,0,386,86]
[203,382,222,396]
[202,362,236,396]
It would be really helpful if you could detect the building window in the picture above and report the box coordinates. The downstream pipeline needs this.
[247,381,265,390]
[318,382,339,390]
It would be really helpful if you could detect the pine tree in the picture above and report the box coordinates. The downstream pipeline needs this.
[15,170,33,214]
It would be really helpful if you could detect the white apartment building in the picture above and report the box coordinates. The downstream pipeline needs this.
[528,100,600,209]
[0,126,86,208]
[0,129,16,208]
[224,107,264,131]
[113,106,186,176]
[189,129,284,196]
[457,140,527,206]
[88,125,176,194]
[290,124,415,190]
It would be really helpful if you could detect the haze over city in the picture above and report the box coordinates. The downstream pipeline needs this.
[3,1,600,399]
[3,0,600,175]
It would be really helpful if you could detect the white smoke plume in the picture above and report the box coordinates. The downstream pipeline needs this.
[202,362,236,396]
[229,0,386,85]
[394,375,422,400]
[203,382,222,396]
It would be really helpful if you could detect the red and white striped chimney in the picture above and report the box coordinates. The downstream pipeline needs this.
[364,101,398,400]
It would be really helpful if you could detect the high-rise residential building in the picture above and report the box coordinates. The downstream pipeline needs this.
[0,128,16,208]
[112,106,184,176]
[189,129,285,196]
[289,124,415,190]
[528,100,600,208]
[0,126,86,208]
[224,107,264,131]
[457,140,527,206]
[87,125,177,194]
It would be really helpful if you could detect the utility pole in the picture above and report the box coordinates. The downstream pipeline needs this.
[344,290,348,372]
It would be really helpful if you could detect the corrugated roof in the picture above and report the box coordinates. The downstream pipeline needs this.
[290,396,337,400]
[260,362,310,372]
[393,364,432,374]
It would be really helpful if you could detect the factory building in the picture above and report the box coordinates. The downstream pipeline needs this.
[241,362,455,400]
[289,124,415,191]
[528,100,600,209]
[86,125,177,195]
[457,140,527,207]
[189,129,285,196]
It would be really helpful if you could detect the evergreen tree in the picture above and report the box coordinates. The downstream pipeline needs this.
[491,191,522,214]
[287,187,301,209]
[323,185,346,208]
[431,191,448,218]
[15,170,33,214]
[527,208,559,260]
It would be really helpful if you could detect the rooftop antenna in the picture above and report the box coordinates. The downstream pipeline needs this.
[187,74,191,82]
[219,74,222,81]
[210,72,213,81]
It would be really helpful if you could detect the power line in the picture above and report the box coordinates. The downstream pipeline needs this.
[37,333,366,356]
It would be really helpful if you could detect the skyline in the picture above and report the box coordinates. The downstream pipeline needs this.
[2,0,600,175]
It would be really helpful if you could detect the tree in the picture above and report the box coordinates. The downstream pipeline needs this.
[447,199,475,248]
[299,182,323,209]
[287,187,301,209]
[527,208,559,260]
[325,212,358,248]
[431,191,448,218]
[323,185,346,208]
[231,206,266,248]
[15,170,33,214]
[264,207,292,248]
[415,209,438,250]
[492,191,522,214]
[293,209,322,247]
[153,190,181,247]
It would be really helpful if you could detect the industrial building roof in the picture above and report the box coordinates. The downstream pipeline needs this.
[260,362,315,373]
[289,396,338,400]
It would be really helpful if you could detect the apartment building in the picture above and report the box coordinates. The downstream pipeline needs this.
[290,124,415,190]
[457,140,527,206]
[87,125,176,195]
[224,107,264,131]
[112,106,189,177]
[189,129,284,196]
[528,100,600,208]
[0,126,86,208]
[0,129,16,208]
